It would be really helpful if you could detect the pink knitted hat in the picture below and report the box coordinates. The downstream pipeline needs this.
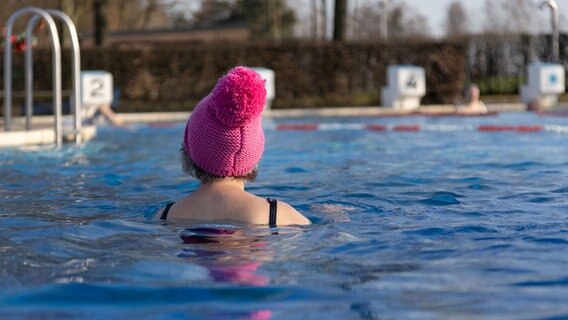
[183,66,266,177]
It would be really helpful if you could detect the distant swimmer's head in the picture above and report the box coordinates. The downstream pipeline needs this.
[465,84,480,102]
[182,66,267,183]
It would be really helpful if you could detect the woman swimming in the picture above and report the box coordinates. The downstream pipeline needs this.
[457,84,488,114]
[157,66,310,227]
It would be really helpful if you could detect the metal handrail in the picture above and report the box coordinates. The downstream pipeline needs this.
[540,0,560,63]
[25,9,82,143]
[4,7,62,146]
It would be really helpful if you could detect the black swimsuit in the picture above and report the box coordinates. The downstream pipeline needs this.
[160,198,279,228]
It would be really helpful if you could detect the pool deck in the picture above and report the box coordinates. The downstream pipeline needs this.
[0,117,97,148]
[0,102,549,147]
[117,102,528,123]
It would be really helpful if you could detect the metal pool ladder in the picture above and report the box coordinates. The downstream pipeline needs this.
[3,7,82,146]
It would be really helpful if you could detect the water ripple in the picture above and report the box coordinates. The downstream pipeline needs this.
[2,283,348,306]
[513,277,568,287]
[420,192,462,206]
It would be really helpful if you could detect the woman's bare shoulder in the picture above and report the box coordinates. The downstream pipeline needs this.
[275,200,311,226]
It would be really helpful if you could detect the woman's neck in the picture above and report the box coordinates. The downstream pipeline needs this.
[199,178,246,191]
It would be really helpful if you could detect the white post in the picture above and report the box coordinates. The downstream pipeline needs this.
[251,67,276,111]
[540,0,560,63]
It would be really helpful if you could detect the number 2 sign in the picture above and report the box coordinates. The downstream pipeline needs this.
[81,71,113,106]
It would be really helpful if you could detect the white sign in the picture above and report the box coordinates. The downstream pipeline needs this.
[539,64,565,94]
[395,67,426,96]
[81,71,114,106]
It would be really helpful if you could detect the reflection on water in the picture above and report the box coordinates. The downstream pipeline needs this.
[177,226,272,286]
[175,225,274,319]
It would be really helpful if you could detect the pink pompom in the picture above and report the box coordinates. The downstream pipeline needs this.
[208,66,267,128]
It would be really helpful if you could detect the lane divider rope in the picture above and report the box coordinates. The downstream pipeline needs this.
[274,123,568,134]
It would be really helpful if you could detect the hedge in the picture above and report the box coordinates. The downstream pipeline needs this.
[1,41,466,114]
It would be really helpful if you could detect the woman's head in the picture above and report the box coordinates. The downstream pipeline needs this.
[182,66,266,183]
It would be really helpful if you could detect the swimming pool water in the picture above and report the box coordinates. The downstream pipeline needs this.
[1,112,567,319]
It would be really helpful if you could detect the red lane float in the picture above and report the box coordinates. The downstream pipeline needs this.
[276,124,318,131]
[423,111,499,117]
[516,126,545,132]
[365,124,388,131]
[392,124,421,132]
[275,123,551,133]
[477,125,544,132]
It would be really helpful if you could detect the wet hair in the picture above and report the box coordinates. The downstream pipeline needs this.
[180,146,258,184]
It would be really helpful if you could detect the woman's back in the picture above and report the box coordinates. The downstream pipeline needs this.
[158,178,309,226]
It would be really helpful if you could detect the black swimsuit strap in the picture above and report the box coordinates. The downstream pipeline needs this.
[160,202,175,220]
[267,198,277,228]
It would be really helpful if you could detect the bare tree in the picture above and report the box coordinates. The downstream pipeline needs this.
[267,0,283,40]
[349,0,430,41]
[500,0,536,34]
[351,2,380,41]
[388,1,431,39]
[58,0,94,30]
[216,0,297,40]
[99,0,169,30]
[483,0,537,35]
[160,0,199,27]
[192,0,235,25]
[445,1,469,38]
[333,0,347,41]
[140,0,160,29]
[311,0,319,39]
[320,0,328,40]
[349,0,359,39]
[93,0,107,46]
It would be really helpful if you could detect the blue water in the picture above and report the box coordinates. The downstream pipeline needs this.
[1,112,568,319]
